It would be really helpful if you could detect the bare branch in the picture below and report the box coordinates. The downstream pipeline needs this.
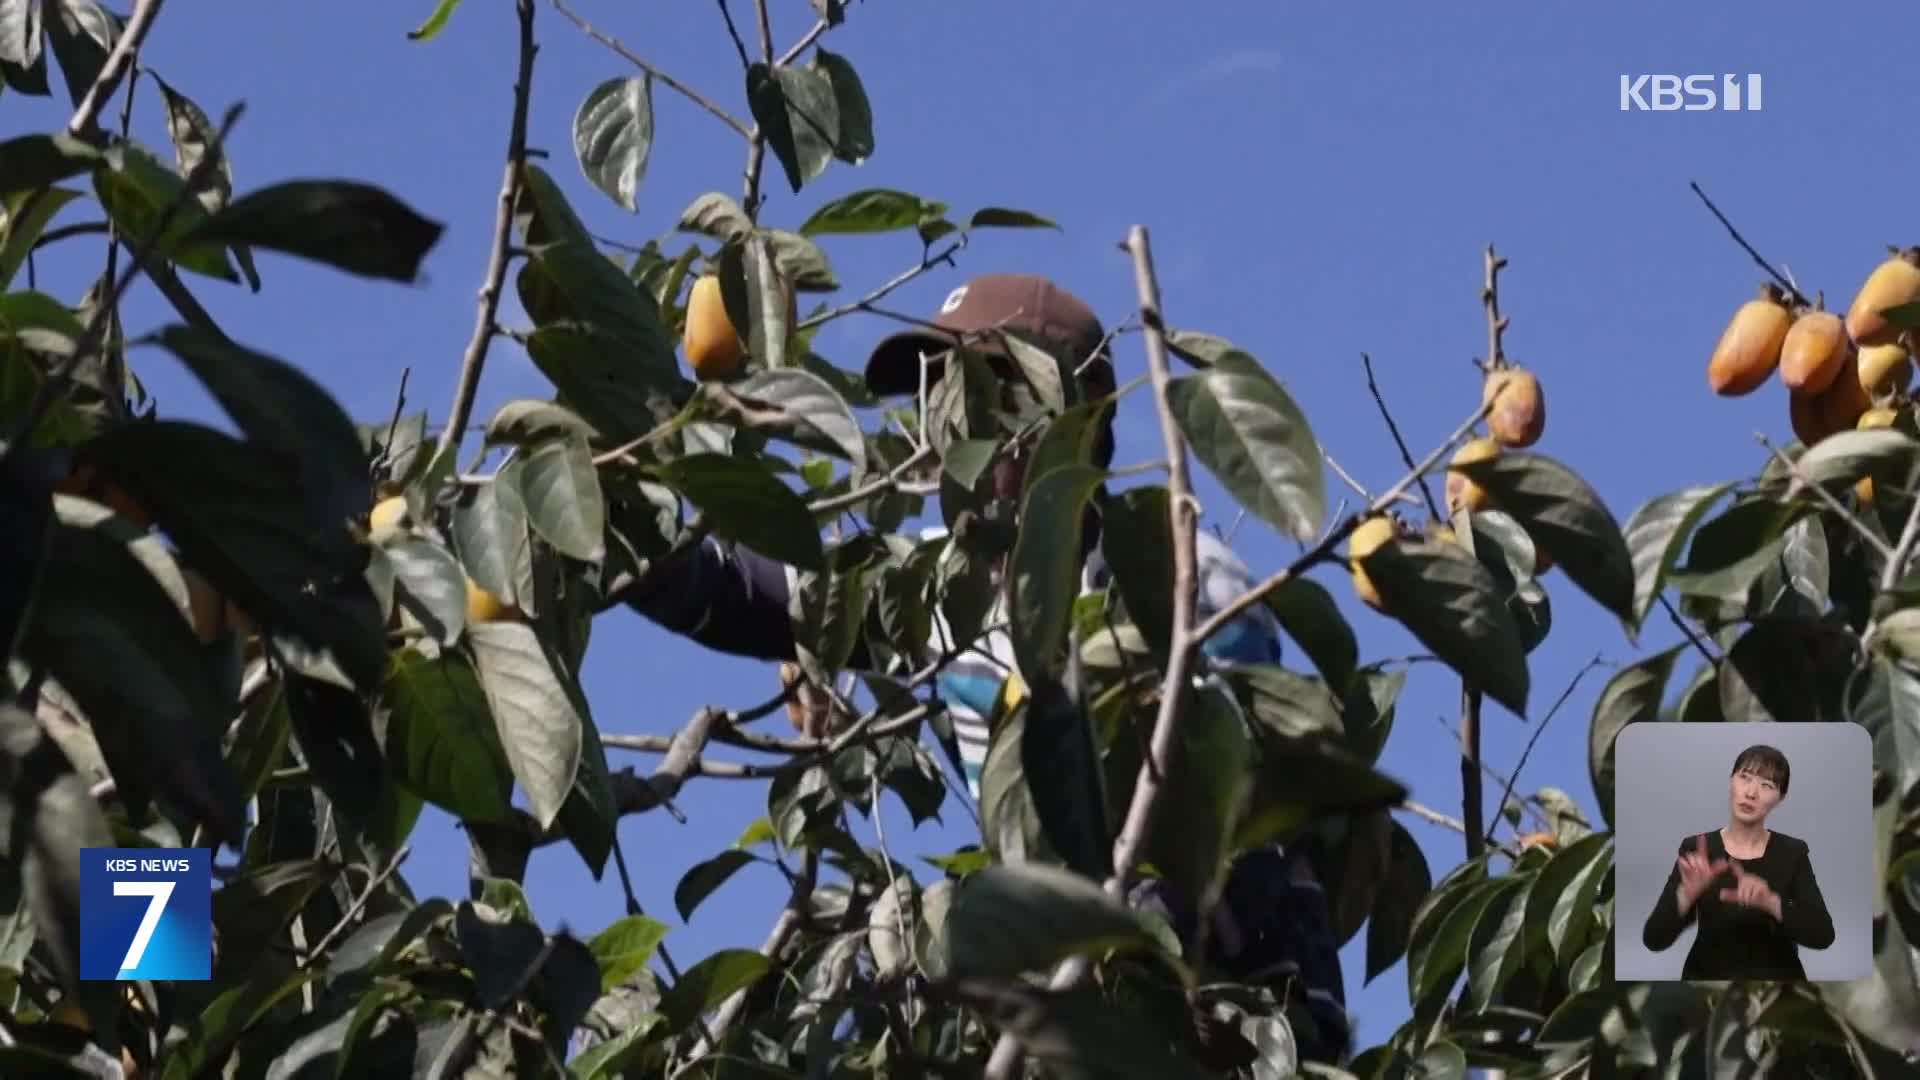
[1485,652,1607,846]
[435,0,538,467]
[552,0,751,137]
[1689,181,1814,310]
[67,0,165,135]
[1362,352,1445,520]
[797,239,966,331]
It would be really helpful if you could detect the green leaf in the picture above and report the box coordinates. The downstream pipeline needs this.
[653,452,823,570]
[1223,665,1345,742]
[1162,328,1241,369]
[1791,428,1920,489]
[746,63,812,193]
[1624,482,1736,626]
[151,324,371,530]
[451,467,533,612]
[1265,577,1359,692]
[1546,836,1611,964]
[1358,538,1531,717]
[1405,857,1495,1005]
[589,915,670,993]
[1462,876,1532,1012]
[1665,498,1803,604]
[810,47,874,163]
[965,207,1059,230]
[43,0,114,108]
[1365,820,1432,984]
[656,949,772,1034]
[1522,832,1610,968]
[183,179,445,283]
[1144,683,1253,904]
[92,139,237,282]
[722,368,866,476]
[0,288,85,353]
[21,502,233,844]
[1719,619,1828,724]
[484,400,598,448]
[0,132,105,195]
[939,863,1164,980]
[466,621,584,830]
[0,0,44,85]
[1236,734,1408,851]
[517,435,606,563]
[673,850,758,923]
[573,76,654,213]
[152,74,258,290]
[1167,351,1325,542]
[1009,464,1108,679]
[764,227,838,291]
[0,185,84,289]
[676,191,752,240]
[1451,450,1636,626]
[523,323,686,444]
[379,649,515,822]
[407,0,462,40]
[1587,646,1681,829]
[799,188,937,235]
[1100,486,1174,666]
[383,535,468,644]
[1017,673,1113,882]
[83,422,386,685]
[1341,665,1406,765]
[945,981,1215,1080]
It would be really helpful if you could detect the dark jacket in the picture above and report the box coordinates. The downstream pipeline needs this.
[1641,829,1835,981]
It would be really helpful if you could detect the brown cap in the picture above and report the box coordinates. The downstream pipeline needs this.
[862,273,1116,399]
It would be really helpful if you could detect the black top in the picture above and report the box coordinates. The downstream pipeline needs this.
[1640,829,1835,980]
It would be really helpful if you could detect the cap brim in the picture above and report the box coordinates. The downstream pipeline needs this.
[862,327,1001,397]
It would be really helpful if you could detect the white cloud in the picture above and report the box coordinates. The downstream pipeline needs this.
[1146,48,1286,110]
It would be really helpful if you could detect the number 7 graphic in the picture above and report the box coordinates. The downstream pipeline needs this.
[114,881,175,974]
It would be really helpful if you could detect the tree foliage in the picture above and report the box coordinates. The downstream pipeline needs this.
[0,3,1917,1078]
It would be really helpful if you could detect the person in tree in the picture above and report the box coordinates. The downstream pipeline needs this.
[604,272,1352,1063]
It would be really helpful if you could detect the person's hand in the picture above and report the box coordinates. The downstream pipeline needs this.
[1674,833,1728,913]
[1719,861,1783,919]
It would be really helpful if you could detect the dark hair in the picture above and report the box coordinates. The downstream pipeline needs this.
[1731,744,1790,796]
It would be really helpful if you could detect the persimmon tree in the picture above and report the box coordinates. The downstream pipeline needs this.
[1,1,1916,1078]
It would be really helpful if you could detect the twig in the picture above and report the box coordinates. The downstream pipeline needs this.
[300,846,411,966]
[752,0,774,63]
[807,445,937,515]
[714,0,752,68]
[1879,456,1920,592]
[1689,181,1814,310]
[550,0,750,137]
[1362,352,1445,520]
[1187,397,1495,648]
[435,0,537,468]
[796,239,966,332]
[1660,594,1720,664]
[1396,801,1520,860]
[1321,450,1372,501]
[1458,246,1512,861]
[1485,653,1605,846]
[1760,434,1893,560]
[67,0,164,135]
[777,17,830,65]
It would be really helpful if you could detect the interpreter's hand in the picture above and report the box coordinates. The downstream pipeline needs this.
[1718,861,1783,920]
[1675,833,1729,913]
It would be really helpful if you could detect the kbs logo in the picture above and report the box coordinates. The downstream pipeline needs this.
[79,848,212,981]
[1620,74,1763,112]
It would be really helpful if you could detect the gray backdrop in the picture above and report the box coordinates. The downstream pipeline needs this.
[1612,721,1873,981]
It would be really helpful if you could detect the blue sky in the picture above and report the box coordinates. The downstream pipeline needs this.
[13,0,1920,1055]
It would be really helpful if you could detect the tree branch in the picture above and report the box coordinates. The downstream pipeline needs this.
[67,0,164,135]
[679,851,815,1072]
[1484,653,1606,846]
[1362,351,1445,521]
[435,0,538,468]
[551,0,751,137]
[1689,181,1814,310]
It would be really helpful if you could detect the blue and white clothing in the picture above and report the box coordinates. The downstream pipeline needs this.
[918,524,1283,798]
